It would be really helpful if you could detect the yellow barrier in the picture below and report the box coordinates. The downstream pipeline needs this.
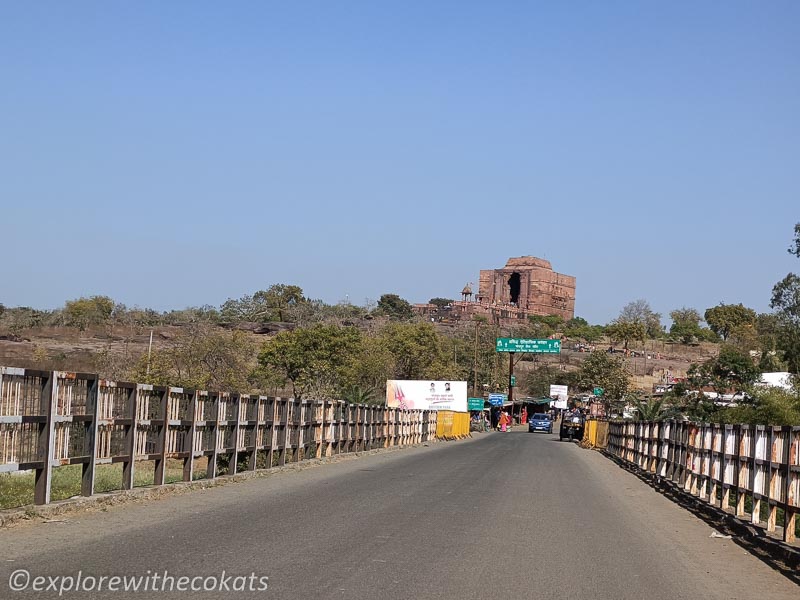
[581,420,609,449]
[435,411,470,440]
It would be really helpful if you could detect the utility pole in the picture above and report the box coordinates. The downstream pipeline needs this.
[508,352,514,419]
[146,330,153,377]
[473,319,479,398]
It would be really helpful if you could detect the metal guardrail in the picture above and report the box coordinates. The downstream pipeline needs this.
[607,419,800,543]
[0,367,440,505]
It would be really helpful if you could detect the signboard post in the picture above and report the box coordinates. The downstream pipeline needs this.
[467,397,485,411]
[488,393,507,407]
[495,338,561,353]
[495,338,562,421]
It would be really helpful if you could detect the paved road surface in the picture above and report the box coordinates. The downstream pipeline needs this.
[1,430,797,599]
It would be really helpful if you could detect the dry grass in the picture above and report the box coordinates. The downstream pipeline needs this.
[0,458,207,510]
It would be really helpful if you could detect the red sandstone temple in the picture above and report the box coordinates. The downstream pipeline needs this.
[415,256,576,326]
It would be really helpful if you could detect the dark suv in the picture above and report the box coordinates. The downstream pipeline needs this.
[559,412,585,441]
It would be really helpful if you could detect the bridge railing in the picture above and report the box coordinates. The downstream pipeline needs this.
[607,419,800,544]
[0,366,444,507]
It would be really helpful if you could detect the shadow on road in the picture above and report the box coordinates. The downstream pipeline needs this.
[603,453,800,585]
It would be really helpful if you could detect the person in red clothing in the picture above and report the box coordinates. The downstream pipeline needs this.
[520,406,528,425]
[499,411,509,432]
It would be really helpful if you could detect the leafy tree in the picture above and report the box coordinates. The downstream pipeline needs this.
[377,322,447,379]
[788,222,800,258]
[428,298,454,308]
[704,303,757,341]
[605,320,645,350]
[726,321,759,353]
[262,284,307,321]
[770,224,800,373]
[64,296,115,330]
[133,325,257,391]
[687,345,760,400]
[771,273,800,325]
[220,284,307,323]
[669,307,704,344]
[523,364,579,398]
[349,335,396,396]
[714,386,800,425]
[162,305,221,325]
[564,317,604,342]
[564,316,588,331]
[375,294,413,320]
[257,324,362,399]
[618,299,663,338]
[575,351,631,405]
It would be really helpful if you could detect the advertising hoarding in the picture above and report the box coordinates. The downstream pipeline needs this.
[549,384,569,409]
[386,380,468,412]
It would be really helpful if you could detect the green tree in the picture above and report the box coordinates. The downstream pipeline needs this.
[375,294,413,320]
[687,345,760,400]
[377,322,448,379]
[564,317,604,343]
[524,364,579,398]
[770,223,800,373]
[704,303,757,341]
[64,296,115,330]
[428,298,454,308]
[605,320,645,350]
[257,324,362,399]
[618,299,663,338]
[261,284,307,321]
[771,273,800,325]
[669,307,704,344]
[788,222,800,258]
[575,351,631,406]
[220,284,307,323]
[133,325,257,392]
[714,386,800,425]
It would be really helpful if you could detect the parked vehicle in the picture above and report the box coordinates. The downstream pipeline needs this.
[560,412,585,441]
[528,413,553,434]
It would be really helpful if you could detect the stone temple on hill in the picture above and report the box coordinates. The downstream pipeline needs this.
[414,256,576,326]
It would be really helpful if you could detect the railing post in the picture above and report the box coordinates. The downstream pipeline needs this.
[734,425,745,517]
[154,387,168,487]
[783,427,800,543]
[122,384,138,490]
[206,392,220,479]
[34,371,56,505]
[184,390,198,482]
[82,375,99,497]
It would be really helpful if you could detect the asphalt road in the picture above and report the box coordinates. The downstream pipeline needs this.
[1,430,797,599]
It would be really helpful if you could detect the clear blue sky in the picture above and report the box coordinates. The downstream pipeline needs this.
[1,2,798,324]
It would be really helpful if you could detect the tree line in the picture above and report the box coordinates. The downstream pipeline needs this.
[2,224,799,423]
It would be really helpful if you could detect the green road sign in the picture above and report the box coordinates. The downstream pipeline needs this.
[495,338,561,353]
[593,387,604,397]
[467,397,485,410]
[510,376,516,387]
